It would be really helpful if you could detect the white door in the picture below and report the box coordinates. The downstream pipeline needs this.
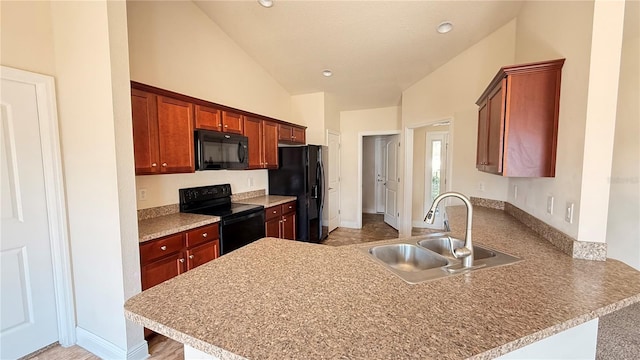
[1,73,60,357]
[327,131,340,233]
[383,135,399,229]
[374,137,385,213]
[423,131,448,229]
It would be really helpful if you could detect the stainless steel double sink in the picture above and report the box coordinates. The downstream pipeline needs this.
[362,234,520,284]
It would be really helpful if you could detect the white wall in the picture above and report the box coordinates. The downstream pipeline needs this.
[291,92,324,145]
[402,20,516,207]
[127,0,293,209]
[606,0,640,270]
[340,106,401,227]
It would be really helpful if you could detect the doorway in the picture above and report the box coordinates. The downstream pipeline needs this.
[401,118,453,237]
[359,131,400,231]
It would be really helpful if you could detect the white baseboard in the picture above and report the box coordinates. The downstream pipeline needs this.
[362,207,376,214]
[76,327,149,360]
[339,220,360,229]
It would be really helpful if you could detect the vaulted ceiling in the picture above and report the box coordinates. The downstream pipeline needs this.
[194,0,525,111]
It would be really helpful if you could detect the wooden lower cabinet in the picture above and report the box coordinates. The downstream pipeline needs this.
[264,201,296,240]
[139,223,220,338]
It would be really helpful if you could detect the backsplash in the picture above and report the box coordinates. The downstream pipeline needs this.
[137,189,266,221]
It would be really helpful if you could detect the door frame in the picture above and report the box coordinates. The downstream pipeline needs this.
[357,130,401,229]
[2,66,76,346]
[401,117,454,237]
[326,129,341,232]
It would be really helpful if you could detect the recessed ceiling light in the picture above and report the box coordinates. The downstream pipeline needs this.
[322,70,333,77]
[258,0,273,8]
[436,21,454,34]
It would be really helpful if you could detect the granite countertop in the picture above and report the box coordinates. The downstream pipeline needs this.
[138,213,220,243]
[237,195,297,208]
[125,206,640,359]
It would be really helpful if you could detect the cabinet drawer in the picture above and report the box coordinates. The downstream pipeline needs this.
[140,233,184,264]
[281,201,296,215]
[185,223,219,248]
[265,205,282,220]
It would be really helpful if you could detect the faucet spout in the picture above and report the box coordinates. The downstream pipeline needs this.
[424,192,474,268]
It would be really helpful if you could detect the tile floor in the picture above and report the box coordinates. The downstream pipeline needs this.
[26,213,639,359]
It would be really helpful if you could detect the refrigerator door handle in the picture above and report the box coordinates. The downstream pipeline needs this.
[318,161,325,210]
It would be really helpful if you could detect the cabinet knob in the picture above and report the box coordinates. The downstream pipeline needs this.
[283,219,286,222]
[151,163,157,167]
[179,258,185,263]
[189,255,194,259]
[160,245,167,251]
[162,162,167,167]
[202,232,208,238]
[224,124,228,128]
[265,162,268,165]
[273,210,277,214]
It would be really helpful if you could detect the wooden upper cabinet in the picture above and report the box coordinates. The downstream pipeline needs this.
[244,117,279,169]
[278,123,306,144]
[262,121,279,169]
[195,105,222,131]
[476,59,564,177]
[131,88,194,175]
[222,111,244,134]
[156,96,195,173]
[131,89,160,174]
[244,116,263,169]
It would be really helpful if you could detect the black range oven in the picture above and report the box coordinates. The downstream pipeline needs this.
[179,184,265,255]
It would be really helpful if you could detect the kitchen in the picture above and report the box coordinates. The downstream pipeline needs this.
[1,0,638,359]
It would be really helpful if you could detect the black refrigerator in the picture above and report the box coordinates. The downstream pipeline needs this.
[268,145,328,242]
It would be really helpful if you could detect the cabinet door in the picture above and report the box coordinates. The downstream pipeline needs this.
[486,81,506,174]
[278,124,293,141]
[265,218,281,238]
[282,212,296,240]
[222,111,244,134]
[263,121,279,168]
[195,105,222,131]
[291,126,306,144]
[244,117,263,169]
[141,253,185,290]
[157,96,195,173]
[131,89,159,175]
[476,100,489,170]
[186,240,219,271]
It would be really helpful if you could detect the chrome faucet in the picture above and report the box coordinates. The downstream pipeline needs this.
[424,192,474,268]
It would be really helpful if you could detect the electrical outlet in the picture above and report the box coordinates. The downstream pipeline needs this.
[479,182,485,192]
[248,177,254,187]
[138,188,147,201]
[565,202,574,223]
[514,185,518,199]
[546,196,554,215]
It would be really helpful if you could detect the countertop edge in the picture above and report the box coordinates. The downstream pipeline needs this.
[138,216,220,243]
[471,293,640,359]
[124,310,247,360]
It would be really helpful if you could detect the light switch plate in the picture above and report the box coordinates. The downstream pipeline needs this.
[514,185,518,200]
[565,202,574,223]
[547,196,554,215]
[138,188,147,201]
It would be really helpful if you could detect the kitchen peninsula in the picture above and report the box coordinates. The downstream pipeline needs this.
[125,206,640,359]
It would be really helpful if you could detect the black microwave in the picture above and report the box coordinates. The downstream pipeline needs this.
[195,130,249,170]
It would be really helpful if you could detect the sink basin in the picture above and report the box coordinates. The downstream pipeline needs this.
[418,237,495,260]
[361,236,521,284]
[369,244,449,272]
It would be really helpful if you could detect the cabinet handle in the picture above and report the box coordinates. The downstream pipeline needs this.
[151,163,157,167]
[189,255,194,259]
[160,245,167,251]
[179,258,185,263]
[202,232,208,238]
[162,162,167,167]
